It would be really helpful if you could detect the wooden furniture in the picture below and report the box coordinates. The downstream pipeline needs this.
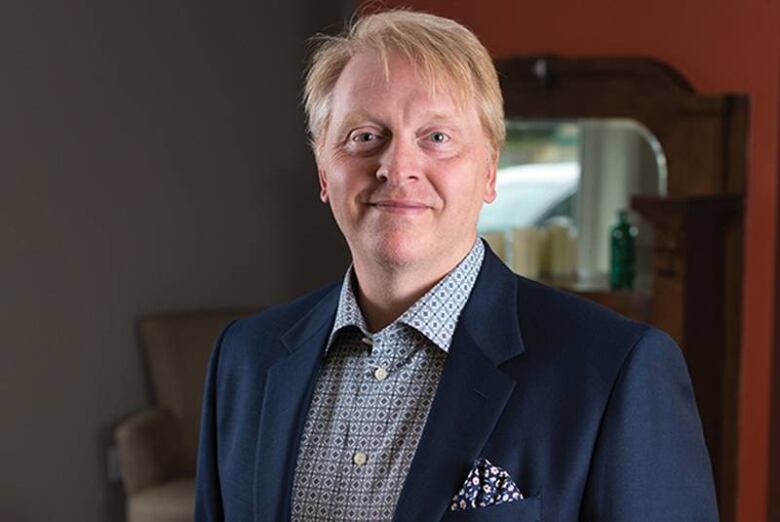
[497,56,747,521]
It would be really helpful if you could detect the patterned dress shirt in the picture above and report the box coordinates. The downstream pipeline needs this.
[290,240,485,521]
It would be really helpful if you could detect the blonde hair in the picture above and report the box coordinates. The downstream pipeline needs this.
[303,9,505,159]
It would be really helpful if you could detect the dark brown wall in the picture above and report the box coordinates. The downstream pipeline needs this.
[0,2,351,520]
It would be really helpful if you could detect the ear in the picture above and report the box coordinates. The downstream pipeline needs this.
[317,166,329,203]
[483,158,497,204]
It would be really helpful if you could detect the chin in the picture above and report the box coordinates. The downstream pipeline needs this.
[363,231,430,268]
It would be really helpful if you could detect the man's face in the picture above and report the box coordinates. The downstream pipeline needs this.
[317,50,497,271]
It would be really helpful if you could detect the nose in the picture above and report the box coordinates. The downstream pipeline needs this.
[376,137,421,184]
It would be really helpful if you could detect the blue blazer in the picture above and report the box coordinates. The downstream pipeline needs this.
[195,246,718,521]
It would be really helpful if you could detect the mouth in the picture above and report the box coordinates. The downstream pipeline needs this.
[368,200,431,214]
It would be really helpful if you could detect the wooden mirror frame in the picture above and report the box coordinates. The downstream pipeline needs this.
[496,55,747,522]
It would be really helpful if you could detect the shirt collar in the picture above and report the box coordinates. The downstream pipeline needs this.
[327,239,485,353]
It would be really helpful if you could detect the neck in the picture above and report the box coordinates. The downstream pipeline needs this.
[351,241,476,332]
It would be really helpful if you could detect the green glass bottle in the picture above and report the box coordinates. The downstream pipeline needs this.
[610,209,638,290]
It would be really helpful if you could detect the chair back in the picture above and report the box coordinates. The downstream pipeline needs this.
[138,308,258,474]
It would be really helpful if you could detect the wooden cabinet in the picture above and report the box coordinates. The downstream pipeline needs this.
[498,56,747,521]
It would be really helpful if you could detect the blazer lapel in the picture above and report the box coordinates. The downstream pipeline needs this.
[253,287,339,522]
[393,247,526,522]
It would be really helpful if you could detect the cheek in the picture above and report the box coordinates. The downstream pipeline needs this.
[325,170,377,214]
[436,161,491,208]
[330,156,377,186]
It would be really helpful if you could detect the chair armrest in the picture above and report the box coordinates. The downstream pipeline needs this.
[114,408,184,495]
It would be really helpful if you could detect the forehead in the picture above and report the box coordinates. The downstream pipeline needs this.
[329,50,471,122]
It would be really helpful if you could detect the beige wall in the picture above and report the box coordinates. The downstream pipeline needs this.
[0,2,351,520]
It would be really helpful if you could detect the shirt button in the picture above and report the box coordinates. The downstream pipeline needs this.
[353,451,368,466]
[373,367,388,381]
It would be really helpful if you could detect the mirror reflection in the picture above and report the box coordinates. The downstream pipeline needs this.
[479,119,667,294]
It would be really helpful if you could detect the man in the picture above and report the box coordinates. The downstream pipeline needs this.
[195,9,718,521]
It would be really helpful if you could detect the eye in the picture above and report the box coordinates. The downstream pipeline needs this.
[344,129,385,154]
[427,131,450,144]
[351,131,379,143]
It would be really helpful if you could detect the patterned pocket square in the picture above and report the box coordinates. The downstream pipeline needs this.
[450,458,524,512]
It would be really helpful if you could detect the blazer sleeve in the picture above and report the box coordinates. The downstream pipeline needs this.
[581,327,719,521]
[194,321,235,522]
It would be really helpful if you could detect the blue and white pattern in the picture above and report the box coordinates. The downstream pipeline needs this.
[450,458,524,512]
[290,240,485,522]
[326,239,485,355]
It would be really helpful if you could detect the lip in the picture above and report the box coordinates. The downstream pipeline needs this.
[368,200,430,214]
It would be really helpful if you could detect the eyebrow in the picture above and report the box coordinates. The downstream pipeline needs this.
[334,111,376,135]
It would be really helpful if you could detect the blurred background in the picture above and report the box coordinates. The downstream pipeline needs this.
[0,1,778,521]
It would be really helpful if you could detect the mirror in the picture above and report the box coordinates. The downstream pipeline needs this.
[478,118,667,294]
[493,56,748,522]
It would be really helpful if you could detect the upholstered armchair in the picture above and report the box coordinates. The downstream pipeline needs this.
[115,309,257,522]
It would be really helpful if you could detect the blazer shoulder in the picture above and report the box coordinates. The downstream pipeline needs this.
[217,282,340,366]
[503,274,692,420]
[513,274,655,364]
[233,282,339,335]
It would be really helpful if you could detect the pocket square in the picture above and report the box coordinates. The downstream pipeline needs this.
[450,458,524,511]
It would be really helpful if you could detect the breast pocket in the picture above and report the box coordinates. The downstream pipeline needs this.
[441,496,541,522]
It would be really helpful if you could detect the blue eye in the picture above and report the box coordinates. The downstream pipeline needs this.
[429,131,449,143]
